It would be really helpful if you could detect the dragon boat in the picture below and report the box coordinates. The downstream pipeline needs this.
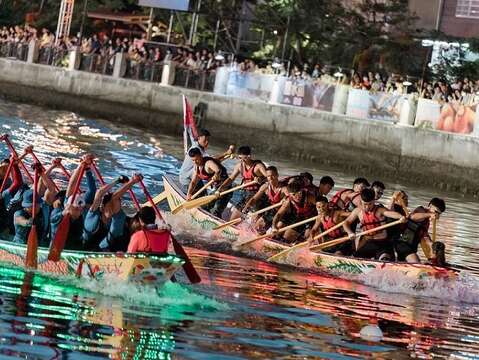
[0,238,185,287]
[163,175,458,281]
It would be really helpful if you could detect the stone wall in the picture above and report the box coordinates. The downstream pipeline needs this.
[0,58,478,196]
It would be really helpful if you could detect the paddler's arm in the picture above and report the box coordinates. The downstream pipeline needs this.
[217,163,240,193]
[186,172,200,200]
[215,144,235,162]
[6,158,22,196]
[254,162,268,180]
[308,216,323,241]
[66,161,86,198]
[89,182,116,212]
[37,163,58,205]
[343,208,360,240]
[272,200,290,231]
[409,211,436,222]
[381,208,407,222]
[243,183,267,213]
[112,174,141,201]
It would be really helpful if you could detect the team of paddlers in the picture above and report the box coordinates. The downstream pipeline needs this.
[179,129,447,266]
[0,137,172,257]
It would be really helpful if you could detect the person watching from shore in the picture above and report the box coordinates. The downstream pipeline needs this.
[343,188,406,261]
[186,148,231,218]
[127,206,172,253]
[179,128,234,191]
[218,145,267,221]
[396,197,446,266]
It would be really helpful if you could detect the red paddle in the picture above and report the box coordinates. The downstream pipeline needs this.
[48,163,86,261]
[55,158,71,180]
[25,147,60,192]
[25,165,40,269]
[137,178,201,284]
[0,159,13,193]
[0,134,34,183]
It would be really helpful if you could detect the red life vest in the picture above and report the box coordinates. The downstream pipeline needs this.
[330,189,353,209]
[267,184,282,204]
[361,206,385,233]
[348,193,361,211]
[321,214,344,239]
[196,157,227,183]
[241,160,262,191]
[290,191,315,219]
[142,229,171,253]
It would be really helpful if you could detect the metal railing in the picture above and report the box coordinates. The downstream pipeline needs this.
[173,67,216,92]
[0,41,29,61]
[125,60,164,82]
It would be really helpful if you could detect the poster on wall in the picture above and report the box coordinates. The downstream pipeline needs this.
[281,79,335,112]
[414,98,476,134]
[346,89,405,122]
[225,71,274,102]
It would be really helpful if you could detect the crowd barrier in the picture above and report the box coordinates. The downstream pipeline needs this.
[6,40,479,137]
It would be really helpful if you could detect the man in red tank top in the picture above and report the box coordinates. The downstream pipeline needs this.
[309,196,350,254]
[243,166,285,232]
[128,206,172,253]
[331,178,369,211]
[343,188,406,260]
[218,146,267,221]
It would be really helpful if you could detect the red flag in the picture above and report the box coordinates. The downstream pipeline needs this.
[183,95,198,154]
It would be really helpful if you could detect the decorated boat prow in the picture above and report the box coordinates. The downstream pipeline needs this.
[0,238,185,287]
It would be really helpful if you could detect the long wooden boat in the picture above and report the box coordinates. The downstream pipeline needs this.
[163,175,458,281]
[0,238,185,287]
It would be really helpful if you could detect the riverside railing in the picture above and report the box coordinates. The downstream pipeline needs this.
[0,41,29,61]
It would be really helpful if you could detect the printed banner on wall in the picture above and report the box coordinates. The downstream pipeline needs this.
[414,98,476,134]
[225,71,274,102]
[281,79,335,112]
[346,89,405,122]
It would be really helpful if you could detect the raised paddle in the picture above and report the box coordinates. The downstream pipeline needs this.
[1,134,34,183]
[137,179,201,284]
[48,163,86,261]
[310,219,404,252]
[25,165,40,269]
[180,181,257,212]
[24,146,60,192]
[171,178,215,214]
[213,202,283,231]
[267,220,347,262]
[234,214,319,248]
[54,158,72,180]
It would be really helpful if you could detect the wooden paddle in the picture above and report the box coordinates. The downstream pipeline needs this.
[432,217,437,242]
[234,214,319,248]
[213,202,282,231]
[310,219,404,252]
[267,220,346,262]
[180,181,257,212]
[171,178,215,215]
[48,163,86,261]
[137,179,201,284]
[25,166,40,269]
[1,134,34,183]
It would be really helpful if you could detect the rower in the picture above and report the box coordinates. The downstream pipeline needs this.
[128,206,172,253]
[386,190,409,243]
[299,172,319,199]
[396,198,446,266]
[178,128,233,192]
[242,166,285,232]
[371,181,385,202]
[272,180,316,243]
[218,146,267,221]
[309,196,350,254]
[186,148,230,218]
[0,157,22,234]
[343,188,406,261]
[318,176,335,197]
[13,189,48,245]
[330,178,370,211]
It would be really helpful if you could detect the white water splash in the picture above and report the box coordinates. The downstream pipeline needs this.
[357,268,479,304]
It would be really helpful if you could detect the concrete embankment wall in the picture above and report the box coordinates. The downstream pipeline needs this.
[0,58,478,196]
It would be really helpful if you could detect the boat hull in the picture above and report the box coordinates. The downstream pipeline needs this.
[0,239,185,287]
[163,175,457,280]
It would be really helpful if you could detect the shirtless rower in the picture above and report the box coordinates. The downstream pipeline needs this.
[272,180,317,243]
[218,146,267,221]
[330,177,370,211]
[309,196,350,254]
[396,198,446,266]
[242,166,285,232]
[343,188,406,260]
[186,148,230,218]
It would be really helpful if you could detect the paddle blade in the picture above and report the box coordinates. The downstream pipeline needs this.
[171,203,185,215]
[182,194,216,210]
[171,236,201,284]
[25,225,38,269]
[150,191,167,206]
[48,214,71,261]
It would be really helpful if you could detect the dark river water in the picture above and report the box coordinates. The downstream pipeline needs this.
[0,98,479,359]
